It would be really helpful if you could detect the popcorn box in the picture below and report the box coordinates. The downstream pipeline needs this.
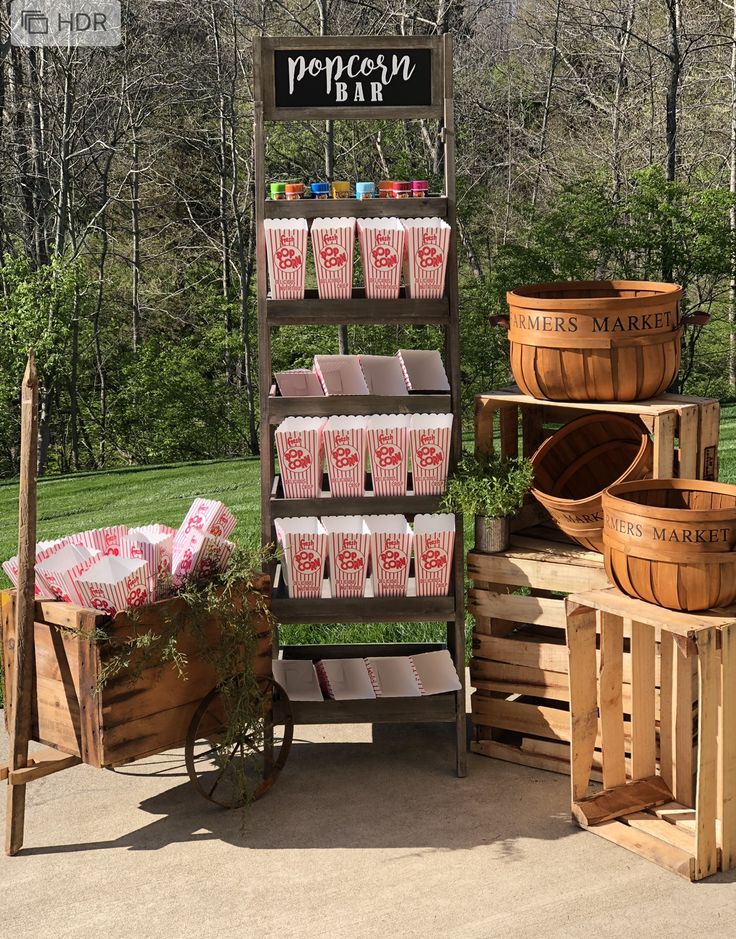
[68,526,129,556]
[264,218,308,299]
[2,556,56,600]
[409,414,454,496]
[323,416,366,498]
[321,516,370,598]
[311,217,356,299]
[275,518,328,599]
[413,514,455,596]
[275,416,326,499]
[366,414,410,497]
[364,515,413,598]
[121,528,174,600]
[172,532,235,587]
[274,369,325,397]
[402,218,451,299]
[36,543,101,605]
[357,218,406,299]
[359,355,408,396]
[396,349,450,392]
[176,499,237,546]
[76,556,151,616]
[313,355,370,395]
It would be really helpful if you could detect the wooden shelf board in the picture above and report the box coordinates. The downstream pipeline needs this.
[279,641,447,659]
[275,692,458,725]
[270,472,443,517]
[267,390,451,422]
[267,292,449,326]
[264,197,448,219]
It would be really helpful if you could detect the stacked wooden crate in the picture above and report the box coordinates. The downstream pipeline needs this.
[468,386,719,777]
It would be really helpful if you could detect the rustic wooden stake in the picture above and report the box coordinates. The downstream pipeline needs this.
[6,352,39,856]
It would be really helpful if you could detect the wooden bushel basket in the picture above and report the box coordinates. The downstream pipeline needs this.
[603,480,736,611]
[0,576,272,769]
[500,280,686,402]
[531,413,653,552]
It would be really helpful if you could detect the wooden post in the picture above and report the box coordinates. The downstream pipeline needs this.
[6,352,39,856]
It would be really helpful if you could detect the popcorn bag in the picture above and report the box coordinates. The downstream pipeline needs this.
[402,218,451,299]
[2,555,56,599]
[276,518,328,599]
[321,516,370,598]
[311,217,356,300]
[323,416,366,497]
[359,355,408,396]
[68,525,129,556]
[121,527,174,600]
[409,414,454,496]
[357,218,406,299]
[364,515,413,598]
[172,533,235,587]
[176,498,237,546]
[413,514,455,597]
[313,355,369,395]
[366,415,410,497]
[396,349,450,392]
[263,218,308,299]
[275,416,326,498]
[76,556,151,616]
[36,543,100,605]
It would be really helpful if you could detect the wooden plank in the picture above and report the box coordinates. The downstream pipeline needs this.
[8,750,80,785]
[630,619,656,780]
[676,404,699,479]
[472,634,569,672]
[268,392,452,423]
[477,387,681,416]
[673,634,696,807]
[6,354,38,857]
[695,626,719,879]
[624,811,697,854]
[507,536,603,565]
[281,694,457,725]
[471,663,569,701]
[499,404,518,460]
[697,400,720,480]
[659,630,674,794]
[471,694,571,742]
[720,621,736,870]
[264,197,449,219]
[272,592,455,624]
[468,552,609,594]
[468,590,566,630]
[652,411,677,477]
[583,818,695,880]
[574,775,674,826]
[567,607,599,802]
[472,739,573,776]
[267,294,449,325]
[474,396,494,458]
[568,587,736,634]
[599,612,626,789]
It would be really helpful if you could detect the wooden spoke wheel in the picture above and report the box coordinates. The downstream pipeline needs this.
[185,677,293,809]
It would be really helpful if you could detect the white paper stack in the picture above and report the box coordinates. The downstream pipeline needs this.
[274,369,325,397]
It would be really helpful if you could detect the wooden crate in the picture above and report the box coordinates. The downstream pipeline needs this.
[567,587,736,881]
[0,580,272,769]
[468,529,614,776]
[475,386,719,480]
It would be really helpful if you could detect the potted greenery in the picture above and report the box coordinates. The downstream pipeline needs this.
[441,452,534,553]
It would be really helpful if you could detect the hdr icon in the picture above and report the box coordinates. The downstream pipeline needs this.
[10,1,121,46]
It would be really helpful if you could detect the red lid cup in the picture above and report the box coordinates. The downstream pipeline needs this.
[392,181,411,195]
[412,180,429,195]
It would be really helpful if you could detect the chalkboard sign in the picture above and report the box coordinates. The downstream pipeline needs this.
[273,48,433,110]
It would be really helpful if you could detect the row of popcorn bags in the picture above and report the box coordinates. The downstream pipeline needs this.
[275,514,455,600]
[275,413,454,499]
[263,217,450,301]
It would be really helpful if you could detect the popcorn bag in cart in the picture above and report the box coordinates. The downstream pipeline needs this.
[409,414,454,496]
[311,217,356,299]
[357,218,406,299]
[35,542,100,605]
[364,515,413,598]
[365,414,410,496]
[76,556,151,616]
[121,527,175,600]
[263,218,308,299]
[175,498,237,547]
[68,525,128,556]
[275,517,328,599]
[275,416,326,498]
[323,415,366,497]
[402,218,451,299]
[321,516,370,598]
[413,513,455,597]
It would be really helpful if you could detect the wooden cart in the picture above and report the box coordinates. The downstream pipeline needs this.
[1,579,294,854]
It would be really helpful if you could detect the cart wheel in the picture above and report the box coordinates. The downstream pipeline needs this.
[185,677,293,809]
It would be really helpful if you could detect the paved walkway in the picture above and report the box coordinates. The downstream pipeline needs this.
[1,718,734,938]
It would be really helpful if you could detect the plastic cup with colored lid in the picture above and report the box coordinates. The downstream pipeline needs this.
[285,183,304,200]
[356,182,375,200]
[392,181,411,199]
[311,182,330,200]
[378,180,394,198]
[331,181,350,198]
[411,180,429,197]
[270,182,286,200]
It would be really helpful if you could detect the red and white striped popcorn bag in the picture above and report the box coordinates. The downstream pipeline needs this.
[2,555,56,599]
[36,543,101,605]
[413,513,455,597]
[275,417,326,498]
[275,518,328,599]
[321,516,370,598]
[175,499,237,551]
[264,219,308,299]
[366,414,410,496]
[409,414,454,496]
[313,355,369,395]
[171,532,234,587]
[364,515,413,598]
[76,556,151,616]
[311,217,356,299]
[120,529,174,601]
[402,218,451,299]
[323,416,366,497]
[357,218,406,299]
[68,525,129,556]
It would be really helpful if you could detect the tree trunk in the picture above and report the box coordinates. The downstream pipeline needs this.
[611,0,635,203]
[530,0,562,217]
[130,129,141,352]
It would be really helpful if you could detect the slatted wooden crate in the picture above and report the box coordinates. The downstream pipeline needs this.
[567,587,736,881]
[475,386,719,480]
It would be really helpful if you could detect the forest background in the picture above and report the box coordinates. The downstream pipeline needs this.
[0,0,734,478]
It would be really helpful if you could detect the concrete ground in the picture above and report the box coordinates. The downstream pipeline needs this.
[1,716,735,939]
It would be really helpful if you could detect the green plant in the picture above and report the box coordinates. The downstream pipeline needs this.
[441,452,534,519]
